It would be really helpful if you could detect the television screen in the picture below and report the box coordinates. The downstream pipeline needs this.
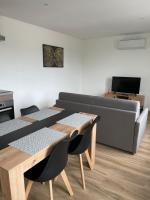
[112,76,141,94]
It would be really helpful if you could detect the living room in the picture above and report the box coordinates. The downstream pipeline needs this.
[0,1,150,200]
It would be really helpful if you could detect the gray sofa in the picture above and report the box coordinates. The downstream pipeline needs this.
[55,92,148,153]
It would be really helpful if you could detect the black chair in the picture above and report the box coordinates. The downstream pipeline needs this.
[68,116,100,189]
[20,105,40,116]
[24,139,73,200]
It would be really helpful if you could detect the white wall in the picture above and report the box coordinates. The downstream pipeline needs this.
[1,16,150,117]
[82,34,150,109]
[0,16,83,116]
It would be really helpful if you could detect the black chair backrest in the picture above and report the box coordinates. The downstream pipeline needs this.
[20,105,40,116]
[34,138,69,182]
[70,130,78,140]
[68,116,100,154]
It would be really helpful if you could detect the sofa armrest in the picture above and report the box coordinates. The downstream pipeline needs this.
[133,108,148,153]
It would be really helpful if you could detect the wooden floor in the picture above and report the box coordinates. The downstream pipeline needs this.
[1,115,150,200]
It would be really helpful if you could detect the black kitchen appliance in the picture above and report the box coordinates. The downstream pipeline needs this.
[0,90,14,123]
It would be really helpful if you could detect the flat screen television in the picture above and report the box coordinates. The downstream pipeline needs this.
[112,76,141,94]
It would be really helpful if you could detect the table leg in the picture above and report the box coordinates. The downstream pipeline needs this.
[88,123,97,170]
[0,167,26,200]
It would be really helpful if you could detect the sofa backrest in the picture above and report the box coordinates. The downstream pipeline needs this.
[56,99,137,152]
[59,92,140,113]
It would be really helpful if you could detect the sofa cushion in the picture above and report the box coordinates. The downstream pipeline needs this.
[59,92,94,105]
[88,104,136,152]
[56,100,91,113]
[59,92,140,113]
[93,96,140,113]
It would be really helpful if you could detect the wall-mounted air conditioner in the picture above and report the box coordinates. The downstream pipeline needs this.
[117,38,146,50]
[0,34,5,42]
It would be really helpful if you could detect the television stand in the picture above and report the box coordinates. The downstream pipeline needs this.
[116,94,129,99]
[104,91,145,110]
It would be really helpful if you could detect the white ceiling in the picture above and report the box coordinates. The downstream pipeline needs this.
[0,0,150,39]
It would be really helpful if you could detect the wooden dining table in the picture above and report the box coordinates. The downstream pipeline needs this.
[0,107,97,200]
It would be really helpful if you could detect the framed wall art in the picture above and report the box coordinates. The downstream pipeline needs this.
[43,44,64,68]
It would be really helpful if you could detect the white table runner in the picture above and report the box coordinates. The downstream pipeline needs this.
[26,108,61,120]
[0,119,31,137]
[57,113,93,128]
[9,128,65,155]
